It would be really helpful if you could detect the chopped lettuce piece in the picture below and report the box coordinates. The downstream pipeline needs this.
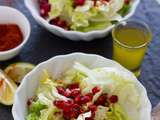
[71,11,89,29]
[95,106,109,120]
[75,21,112,32]
[26,113,39,120]
[48,0,65,18]
[39,106,63,120]
[61,0,74,23]
[28,101,47,115]
[106,104,130,120]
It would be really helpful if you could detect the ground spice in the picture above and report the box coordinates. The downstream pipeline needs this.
[0,24,23,51]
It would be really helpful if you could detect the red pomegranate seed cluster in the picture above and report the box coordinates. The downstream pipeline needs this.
[53,84,118,120]
[49,17,69,30]
[39,0,51,18]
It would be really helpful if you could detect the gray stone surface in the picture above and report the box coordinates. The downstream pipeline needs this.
[0,0,160,119]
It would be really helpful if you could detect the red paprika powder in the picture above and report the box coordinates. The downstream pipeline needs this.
[0,24,23,52]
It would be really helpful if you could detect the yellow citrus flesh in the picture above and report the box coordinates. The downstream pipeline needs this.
[0,70,17,105]
[4,62,35,83]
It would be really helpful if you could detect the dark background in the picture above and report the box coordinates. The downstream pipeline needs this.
[0,0,160,119]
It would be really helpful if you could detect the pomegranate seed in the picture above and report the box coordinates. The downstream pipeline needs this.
[125,0,130,4]
[39,1,51,18]
[27,98,33,106]
[75,95,82,104]
[63,103,72,111]
[75,95,90,104]
[63,111,71,120]
[70,89,81,98]
[80,96,91,104]
[73,104,83,113]
[68,83,79,90]
[49,17,69,29]
[63,89,71,97]
[71,104,83,118]
[49,17,60,24]
[57,86,72,97]
[40,9,48,18]
[88,105,97,112]
[85,93,93,101]
[74,0,85,6]
[70,111,79,118]
[109,95,118,103]
[54,100,65,109]
[54,100,73,111]
[92,86,100,94]
[40,3,51,12]
[57,86,66,95]
[57,20,67,28]
[95,93,108,106]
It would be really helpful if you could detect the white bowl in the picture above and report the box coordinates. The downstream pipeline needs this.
[12,53,151,120]
[25,0,140,41]
[0,6,31,61]
[156,0,160,4]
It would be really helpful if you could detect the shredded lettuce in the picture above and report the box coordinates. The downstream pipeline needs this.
[26,113,39,120]
[39,106,63,120]
[48,0,130,31]
[28,101,47,115]
[106,104,130,120]
[27,62,140,120]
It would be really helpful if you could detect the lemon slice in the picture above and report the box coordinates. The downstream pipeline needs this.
[4,62,35,84]
[0,70,17,105]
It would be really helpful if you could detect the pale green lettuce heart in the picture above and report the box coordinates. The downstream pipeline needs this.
[48,0,65,18]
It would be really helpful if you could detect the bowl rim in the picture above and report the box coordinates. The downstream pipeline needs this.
[12,52,152,120]
[24,0,140,36]
[0,6,31,55]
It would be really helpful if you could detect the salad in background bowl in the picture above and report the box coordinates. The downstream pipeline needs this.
[39,0,131,32]
[12,53,151,120]
[25,0,140,41]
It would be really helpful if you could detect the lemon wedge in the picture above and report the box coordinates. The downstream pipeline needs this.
[0,69,17,105]
[4,62,35,83]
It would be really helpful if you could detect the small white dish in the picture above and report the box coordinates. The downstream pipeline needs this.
[0,6,31,61]
[25,0,140,41]
[12,53,151,120]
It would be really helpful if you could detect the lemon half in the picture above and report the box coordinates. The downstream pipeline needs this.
[0,70,17,105]
[4,62,35,83]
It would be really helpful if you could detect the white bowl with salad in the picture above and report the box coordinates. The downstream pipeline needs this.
[25,0,140,41]
[12,53,151,120]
